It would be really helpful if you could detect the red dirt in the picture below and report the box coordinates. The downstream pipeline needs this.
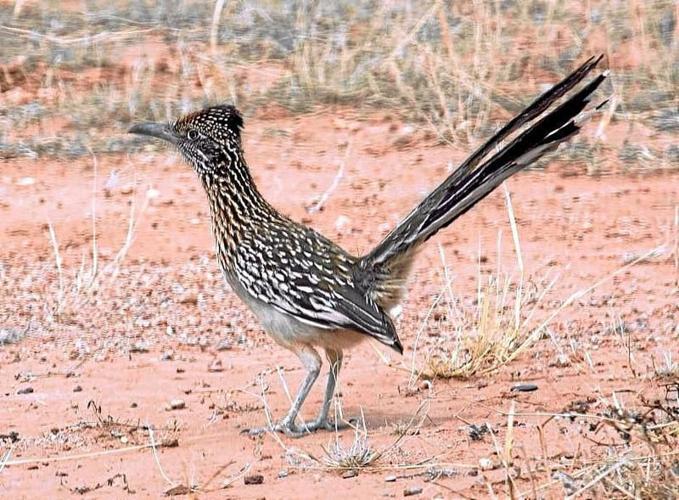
[1,106,677,498]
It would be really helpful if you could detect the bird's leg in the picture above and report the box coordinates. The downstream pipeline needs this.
[249,344,321,438]
[304,349,350,432]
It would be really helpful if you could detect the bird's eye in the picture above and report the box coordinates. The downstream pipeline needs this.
[187,130,199,140]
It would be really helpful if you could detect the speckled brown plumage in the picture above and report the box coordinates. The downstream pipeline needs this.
[130,55,608,436]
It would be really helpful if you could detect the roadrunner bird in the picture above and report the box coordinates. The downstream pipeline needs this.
[130,55,608,437]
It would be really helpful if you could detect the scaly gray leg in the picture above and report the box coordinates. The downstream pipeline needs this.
[303,349,350,432]
[248,344,321,438]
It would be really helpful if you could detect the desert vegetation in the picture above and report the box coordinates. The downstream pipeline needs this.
[1,1,677,498]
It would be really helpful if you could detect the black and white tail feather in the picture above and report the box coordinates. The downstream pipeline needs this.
[361,54,609,318]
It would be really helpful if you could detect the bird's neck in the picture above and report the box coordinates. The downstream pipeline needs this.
[202,155,275,267]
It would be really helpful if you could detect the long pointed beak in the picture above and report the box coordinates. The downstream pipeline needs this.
[128,122,178,144]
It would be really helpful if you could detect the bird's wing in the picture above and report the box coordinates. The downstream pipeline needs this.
[234,226,403,353]
[268,265,403,354]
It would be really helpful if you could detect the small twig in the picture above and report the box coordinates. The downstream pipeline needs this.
[200,460,236,491]
[85,148,99,293]
[565,458,627,499]
[673,205,678,285]
[602,477,637,499]
[275,365,309,427]
[0,25,153,46]
[518,444,539,499]
[503,183,524,332]
[0,446,13,474]
[5,444,152,466]
[275,366,295,407]
[106,171,146,283]
[595,94,617,140]
[384,1,440,65]
[147,423,176,488]
[407,276,446,388]
[504,400,516,467]
[210,0,228,55]
[221,463,252,489]
[369,341,391,365]
[307,141,351,214]
[46,221,65,315]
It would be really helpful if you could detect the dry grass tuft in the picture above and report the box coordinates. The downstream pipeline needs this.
[555,394,679,499]
[422,186,553,380]
[321,425,379,470]
[425,269,545,380]
[605,454,678,499]
[654,352,679,381]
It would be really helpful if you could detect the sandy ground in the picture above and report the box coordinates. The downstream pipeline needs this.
[0,108,677,498]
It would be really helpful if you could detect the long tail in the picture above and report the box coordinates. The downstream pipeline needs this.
[360,55,608,308]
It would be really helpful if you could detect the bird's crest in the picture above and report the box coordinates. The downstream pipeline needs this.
[175,104,244,144]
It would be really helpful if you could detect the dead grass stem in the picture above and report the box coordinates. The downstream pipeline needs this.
[44,160,146,323]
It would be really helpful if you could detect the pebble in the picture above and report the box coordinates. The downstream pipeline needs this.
[554,354,571,367]
[166,399,185,411]
[479,458,494,470]
[403,485,423,496]
[0,327,26,345]
[161,438,179,448]
[244,474,264,485]
[16,177,35,186]
[208,359,224,372]
[511,383,538,392]
[17,387,34,394]
[216,339,233,351]
[385,475,397,482]
[179,293,198,305]
[342,469,358,479]
[130,341,149,353]
[1,431,19,443]
[164,484,191,496]
[334,215,351,233]
[73,385,82,392]
[400,125,415,135]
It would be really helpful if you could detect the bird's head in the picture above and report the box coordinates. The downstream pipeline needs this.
[129,104,244,181]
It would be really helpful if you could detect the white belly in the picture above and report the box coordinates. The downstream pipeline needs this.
[227,276,366,351]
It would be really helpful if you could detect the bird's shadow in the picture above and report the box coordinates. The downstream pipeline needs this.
[331,404,435,433]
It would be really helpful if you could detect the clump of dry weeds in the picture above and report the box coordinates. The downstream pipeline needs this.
[424,270,545,380]
[551,391,679,499]
[418,187,553,380]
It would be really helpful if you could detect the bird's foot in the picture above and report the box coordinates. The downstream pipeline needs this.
[243,417,306,438]
[302,416,352,433]
[243,416,352,438]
